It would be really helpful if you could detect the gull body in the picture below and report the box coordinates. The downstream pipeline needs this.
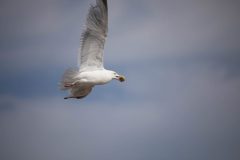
[60,0,125,99]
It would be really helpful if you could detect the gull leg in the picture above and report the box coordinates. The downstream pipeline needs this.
[64,96,71,99]
[64,95,87,100]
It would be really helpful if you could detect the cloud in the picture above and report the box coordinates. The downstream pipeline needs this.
[1,0,240,71]
[0,0,88,72]
[106,0,240,64]
[0,0,89,36]
[0,76,240,160]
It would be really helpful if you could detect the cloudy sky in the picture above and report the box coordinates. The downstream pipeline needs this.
[0,0,240,160]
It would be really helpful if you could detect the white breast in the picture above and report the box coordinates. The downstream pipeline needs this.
[78,70,113,85]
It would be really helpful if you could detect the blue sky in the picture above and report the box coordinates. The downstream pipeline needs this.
[0,0,240,160]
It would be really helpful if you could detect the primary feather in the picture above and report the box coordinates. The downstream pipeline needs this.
[79,0,108,72]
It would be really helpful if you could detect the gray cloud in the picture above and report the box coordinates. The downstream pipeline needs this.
[106,0,240,63]
[0,0,88,72]
[1,0,240,71]
[0,81,240,160]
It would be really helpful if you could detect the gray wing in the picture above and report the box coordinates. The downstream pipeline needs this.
[79,0,108,72]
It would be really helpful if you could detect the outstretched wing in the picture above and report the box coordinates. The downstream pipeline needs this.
[79,0,108,72]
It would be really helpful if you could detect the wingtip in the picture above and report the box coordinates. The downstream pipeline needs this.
[101,0,108,10]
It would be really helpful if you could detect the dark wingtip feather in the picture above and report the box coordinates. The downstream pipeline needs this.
[102,0,108,10]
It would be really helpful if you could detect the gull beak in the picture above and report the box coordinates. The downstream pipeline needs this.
[116,75,125,82]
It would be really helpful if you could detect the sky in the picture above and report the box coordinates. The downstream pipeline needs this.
[0,0,240,160]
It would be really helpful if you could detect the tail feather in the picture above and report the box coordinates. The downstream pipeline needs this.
[60,68,79,90]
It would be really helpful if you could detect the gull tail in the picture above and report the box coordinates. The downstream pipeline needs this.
[60,68,79,90]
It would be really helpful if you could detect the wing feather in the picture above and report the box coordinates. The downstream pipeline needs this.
[79,0,108,72]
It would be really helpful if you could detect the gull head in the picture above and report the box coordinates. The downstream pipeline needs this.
[111,71,125,82]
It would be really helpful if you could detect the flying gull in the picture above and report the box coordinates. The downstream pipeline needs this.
[60,0,125,99]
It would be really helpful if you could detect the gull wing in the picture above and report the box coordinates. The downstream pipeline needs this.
[79,0,108,72]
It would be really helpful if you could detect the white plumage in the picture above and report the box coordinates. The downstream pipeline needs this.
[60,0,125,99]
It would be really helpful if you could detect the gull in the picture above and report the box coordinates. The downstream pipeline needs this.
[60,0,125,99]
